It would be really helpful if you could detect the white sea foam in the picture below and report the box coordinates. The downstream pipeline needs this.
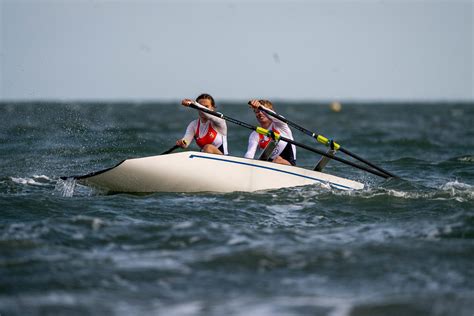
[173,221,194,230]
[337,179,474,202]
[439,180,474,202]
[8,174,83,197]
[457,155,474,162]
[111,252,192,274]
[441,180,472,191]
[10,175,52,186]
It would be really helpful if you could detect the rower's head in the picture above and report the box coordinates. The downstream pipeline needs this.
[258,100,273,110]
[196,93,216,120]
[196,93,215,109]
[254,99,273,127]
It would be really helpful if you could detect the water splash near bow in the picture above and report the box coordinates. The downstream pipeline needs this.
[55,177,77,197]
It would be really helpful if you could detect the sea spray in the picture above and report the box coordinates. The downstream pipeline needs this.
[55,177,77,197]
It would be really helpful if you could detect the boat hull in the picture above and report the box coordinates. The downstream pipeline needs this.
[76,151,364,193]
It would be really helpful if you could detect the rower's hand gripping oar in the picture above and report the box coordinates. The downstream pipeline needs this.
[188,101,390,179]
[253,104,397,178]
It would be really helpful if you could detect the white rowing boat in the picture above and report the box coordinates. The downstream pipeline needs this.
[69,151,364,193]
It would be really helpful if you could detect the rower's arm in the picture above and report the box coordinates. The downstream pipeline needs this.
[263,107,290,130]
[192,103,228,135]
[181,120,196,147]
[262,107,294,142]
[244,132,259,159]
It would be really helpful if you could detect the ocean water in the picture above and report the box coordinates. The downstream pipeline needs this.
[0,101,473,316]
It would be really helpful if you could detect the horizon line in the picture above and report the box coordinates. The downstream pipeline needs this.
[1,97,473,104]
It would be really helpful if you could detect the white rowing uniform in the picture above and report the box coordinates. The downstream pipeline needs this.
[244,108,296,164]
[181,103,228,155]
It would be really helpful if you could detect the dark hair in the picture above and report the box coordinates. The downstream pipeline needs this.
[196,93,215,107]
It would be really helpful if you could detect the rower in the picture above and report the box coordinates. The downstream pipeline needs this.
[176,93,228,155]
[244,99,296,166]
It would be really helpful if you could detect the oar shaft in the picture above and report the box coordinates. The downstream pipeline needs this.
[189,101,389,178]
[277,135,390,179]
[257,105,396,178]
[160,145,180,155]
[255,104,315,137]
[339,147,397,178]
[257,106,341,150]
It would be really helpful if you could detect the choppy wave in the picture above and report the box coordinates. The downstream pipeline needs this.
[0,175,56,195]
[3,171,473,204]
[276,179,474,204]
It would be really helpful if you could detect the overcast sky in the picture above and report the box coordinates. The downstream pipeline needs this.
[1,0,473,101]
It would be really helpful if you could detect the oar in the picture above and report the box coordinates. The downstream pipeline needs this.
[60,143,184,181]
[160,145,180,155]
[160,139,188,155]
[188,102,256,130]
[188,102,390,178]
[255,105,397,178]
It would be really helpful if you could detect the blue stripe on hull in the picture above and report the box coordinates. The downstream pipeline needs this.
[189,154,354,190]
